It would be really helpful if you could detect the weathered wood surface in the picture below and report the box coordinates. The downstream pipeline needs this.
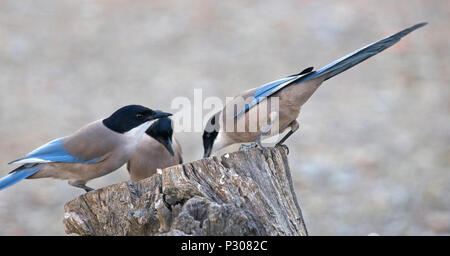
[63,146,308,236]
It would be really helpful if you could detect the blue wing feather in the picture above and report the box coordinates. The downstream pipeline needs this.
[2,138,100,191]
[253,77,297,100]
[9,138,100,165]
[234,75,305,119]
[233,22,426,119]
[303,22,427,82]
[0,166,41,190]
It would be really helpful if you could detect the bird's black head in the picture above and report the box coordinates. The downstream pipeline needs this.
[103,105,172,134]
[146,117,175,156]
[202,114,219,158]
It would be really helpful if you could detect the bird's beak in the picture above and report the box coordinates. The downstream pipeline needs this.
[147,110,172,121]
[161,137,175,156]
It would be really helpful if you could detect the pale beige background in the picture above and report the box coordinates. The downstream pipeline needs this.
[0,0,448,235]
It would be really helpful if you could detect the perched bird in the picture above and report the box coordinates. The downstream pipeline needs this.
[127,117,183,182]
[203,23,427,158]
[0,105,172,192]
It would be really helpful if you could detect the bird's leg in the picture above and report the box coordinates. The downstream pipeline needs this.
[254,125,272,156]
[239,116,278,157]
[275,120,299,153]
[69,180,94,192]
[75,184,94,192]
[239,131,270,151]
[79,185,94,192]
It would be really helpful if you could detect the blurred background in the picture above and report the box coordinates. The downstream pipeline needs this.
[0,0,448,235]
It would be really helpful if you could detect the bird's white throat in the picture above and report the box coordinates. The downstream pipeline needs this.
[124,121,153,141]
[212,131,229,152]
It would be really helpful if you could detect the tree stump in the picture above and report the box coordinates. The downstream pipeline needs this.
[63,146,308,236]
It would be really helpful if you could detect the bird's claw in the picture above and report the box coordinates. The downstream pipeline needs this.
[276,143,290,155]
[239,141,270,158]
[239,143,258,151]
[259,146,270,158]
[255,141,269,158]
[239,142,268,155]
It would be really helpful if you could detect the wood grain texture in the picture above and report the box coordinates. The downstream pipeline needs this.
[63,146,307,236]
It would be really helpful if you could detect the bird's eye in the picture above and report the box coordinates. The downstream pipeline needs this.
[136,113,144,119]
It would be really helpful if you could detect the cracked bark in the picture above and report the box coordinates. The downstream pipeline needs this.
[63,146,308,236]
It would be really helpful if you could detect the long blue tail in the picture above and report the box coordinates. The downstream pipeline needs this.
[301,22,427,82]
[0,166,40,191]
